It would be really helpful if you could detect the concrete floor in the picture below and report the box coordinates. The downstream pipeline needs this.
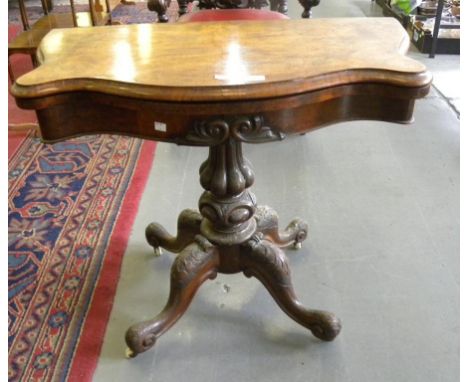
[93,1,460,381]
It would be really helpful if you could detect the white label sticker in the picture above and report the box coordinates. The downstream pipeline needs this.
[214,74,266,83]
[154,122,167,132]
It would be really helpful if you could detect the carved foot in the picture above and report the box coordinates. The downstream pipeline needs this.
[125,236,219,356]
[241,236,341,341]
[146,209,202,254]
[255,206,308,249]
[148,0,170,22]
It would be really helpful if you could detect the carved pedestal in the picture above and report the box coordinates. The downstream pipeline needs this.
[125,116,341,357]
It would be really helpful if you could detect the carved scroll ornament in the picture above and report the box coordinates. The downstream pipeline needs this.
[184,116,285,146]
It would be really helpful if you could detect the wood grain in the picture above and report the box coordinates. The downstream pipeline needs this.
[11,18,431,102]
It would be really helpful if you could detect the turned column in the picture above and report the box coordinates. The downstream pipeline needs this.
[182,115,285,245]
[198,138,257,246]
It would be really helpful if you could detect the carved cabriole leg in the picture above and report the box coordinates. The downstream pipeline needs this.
[176,0,189,15]
[125,236,219,357]
[147,0,169,22]
[270,0,288,14]
[255,205,308,249]
[278,0,288,14]
[299,0,320,18]
[241,235,341,341]
[146,209,202,255]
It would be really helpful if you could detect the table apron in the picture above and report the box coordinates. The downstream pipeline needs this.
[16,82,429,144]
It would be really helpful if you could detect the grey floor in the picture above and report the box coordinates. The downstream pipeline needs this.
[93,1,460,381]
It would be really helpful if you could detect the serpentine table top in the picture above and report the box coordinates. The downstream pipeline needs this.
[12,18,431,144]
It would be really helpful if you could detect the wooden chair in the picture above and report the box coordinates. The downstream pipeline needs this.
[8,0,113,82]
[148,0,319,24]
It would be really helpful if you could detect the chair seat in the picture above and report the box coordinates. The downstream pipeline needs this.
[178,9,290,23]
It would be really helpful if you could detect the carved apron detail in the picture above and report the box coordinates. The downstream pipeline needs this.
[184,116,285,146]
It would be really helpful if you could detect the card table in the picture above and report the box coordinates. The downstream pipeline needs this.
[11,18,431,358]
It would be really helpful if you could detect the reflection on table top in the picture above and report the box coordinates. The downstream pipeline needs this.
[12,18,431,102]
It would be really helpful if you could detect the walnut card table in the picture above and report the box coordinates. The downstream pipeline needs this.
[11,18,431,358]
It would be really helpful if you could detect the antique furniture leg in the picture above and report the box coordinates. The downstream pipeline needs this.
[255,205,308,249]
[125,236,219,357]
[8,56,15,83]
[269,0,288,14]
[148,0,170,22]
[125,120,340,356]
[299,0,319,18]
[146,209,202,255]
[176,0,190,16]
[241,236,341,341]
[278,0,288,14]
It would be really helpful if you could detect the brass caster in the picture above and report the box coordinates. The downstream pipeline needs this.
[293,241,302,250]
[154,247,163,257]
[125,347,136,359]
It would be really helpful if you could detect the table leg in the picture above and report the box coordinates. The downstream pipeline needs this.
[242,236,341,341]
[298,0,320,18]
[255,205,308,249]
[125,237,219,357]
[273,0,288,14]
[176,0,190,16]
[125,116,341,356]
[146,209,202,255]
[147,0,170,22]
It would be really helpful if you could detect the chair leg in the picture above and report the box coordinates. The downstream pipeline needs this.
[31,54,40,68]
[8,56,15,83]
[148,0,169,22]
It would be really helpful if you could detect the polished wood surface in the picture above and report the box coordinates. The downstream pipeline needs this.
[8,0,113,81]
[12,18,431,102]
[12,19,431,144]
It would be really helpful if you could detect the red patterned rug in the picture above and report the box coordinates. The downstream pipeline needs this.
[8,5,172,379]
[8,129,156,381]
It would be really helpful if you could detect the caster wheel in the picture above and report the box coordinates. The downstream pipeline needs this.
[293,241,302,250]
[125,347,136,359]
